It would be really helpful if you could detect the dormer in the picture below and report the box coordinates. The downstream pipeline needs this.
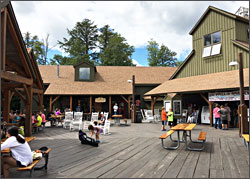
[73,61,97,82]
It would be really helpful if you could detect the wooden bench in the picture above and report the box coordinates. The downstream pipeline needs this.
[17,148,51,178]
[159,130,175,139]
[198,131,207,141]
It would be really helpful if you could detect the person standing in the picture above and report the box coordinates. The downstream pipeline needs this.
[161,107,167,131]
[213,104,221,129]
[224,103,231,128]
[220,105,228,130]
[167,108,174,128]
[40,111,46,128]
[113,103,118,115]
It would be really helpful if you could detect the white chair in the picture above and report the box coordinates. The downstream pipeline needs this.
[100,120,111,135]
[83,120,92,131]
[91,112,99,123]
[192,110,200,124]
[154,109,160,122]
[70,112,83,131]
[63,112,73,129]
[103,112,109,120]
[141,109,151,123]
[146,110,155,123]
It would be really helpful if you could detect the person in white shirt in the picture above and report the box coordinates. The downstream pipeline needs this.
[113,103,118,115]
[1,126,33,178]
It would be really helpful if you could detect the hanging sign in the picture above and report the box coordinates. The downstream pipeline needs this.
[209,91,249,101]
[95,97,106,103]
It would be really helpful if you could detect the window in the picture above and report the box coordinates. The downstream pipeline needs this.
[79,67,90,80]
[203,31,221,57]
[173,100,181,115]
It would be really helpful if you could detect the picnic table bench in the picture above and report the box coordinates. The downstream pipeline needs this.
[17,148,52,178]
[242,134,249,148]
[159,123,207,151]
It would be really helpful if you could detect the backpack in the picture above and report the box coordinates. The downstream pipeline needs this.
[79,130,98,147]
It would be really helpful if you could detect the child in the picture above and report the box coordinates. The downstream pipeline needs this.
[167,108,174,128]
[88,124,103,143]
[40,111,46,127]
[36,113,42,127]
[161,107,167,131]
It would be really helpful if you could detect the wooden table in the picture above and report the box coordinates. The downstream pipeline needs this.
[162,123,204,151]
[112,115,126,125]
[50,115,65,127]
[1,136,36,153]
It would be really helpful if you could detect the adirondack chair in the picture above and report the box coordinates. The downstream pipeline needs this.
[70,112,83,131]
[63,112,73,129]
[100,120,111,135]
[154,109,160,122]
[146,110,155,123]
[91,112,99,123]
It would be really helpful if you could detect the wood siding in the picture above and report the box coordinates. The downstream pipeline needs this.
[235,21,249,42]
[175,10,249,79]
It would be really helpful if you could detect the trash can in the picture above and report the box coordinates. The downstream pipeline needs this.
[136,111,142,123]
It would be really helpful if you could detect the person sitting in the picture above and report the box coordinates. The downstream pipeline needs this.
[12,112,20,124]
[31,113,37,130]
[1,126,33,178]
[187,110,196,123]
[99,114,106,126]
[55,109,61,116]
[40,111,46,128]
[36,113,42,127]
[88,124,103,143]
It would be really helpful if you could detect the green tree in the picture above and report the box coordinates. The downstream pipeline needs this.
[58,19,99,65]
[175,61,183,67]
[23,32,44,64]
[98,25,116,51]
[147,39,177,67]
[50,55,77,65]
[99,34,135,66]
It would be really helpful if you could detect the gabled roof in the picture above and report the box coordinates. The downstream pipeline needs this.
[189,6,249,35]
[145,68,249,96]
[169,50,195,80]
[73,61,97,72]
[39,65,177,95]
[232,40,249,51]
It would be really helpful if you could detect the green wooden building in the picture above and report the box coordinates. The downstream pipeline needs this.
[146,6,249,126]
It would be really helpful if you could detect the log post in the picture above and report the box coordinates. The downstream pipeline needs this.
[128,96,130,119]
[70,96,72,111]
[25,86,33,137]
[1,8,7,71]
[209,101,214,127]
[3,90,11,123]
[90,96,92,113]
[109,96,111,115]
[49,96,52,112]
[151,96,155,115]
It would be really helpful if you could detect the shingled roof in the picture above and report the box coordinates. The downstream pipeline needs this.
[39,65,177,95]
[145,68,249,96]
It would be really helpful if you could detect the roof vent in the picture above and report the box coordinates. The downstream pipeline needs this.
[235,7,249,18]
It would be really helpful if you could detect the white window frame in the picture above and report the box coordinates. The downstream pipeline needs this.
[164,100,171,113]
[203,31,222,58]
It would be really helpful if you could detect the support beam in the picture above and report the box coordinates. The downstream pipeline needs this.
[23,84,30,104]
[25,86,33,137]
[151,96,156,115]
[2,82,23,89]
[1,71,33,85]
[52,96,60,104]
[14,89,26,104]
[121,95,129,104]
[70,96,72,111]
[38,94,44,111]
[128,96,131,119]
[209,101,214,127]
[109,96,111,115]
[3,90,11,123]
[90,96,92,113]
[1,8,7,71]
[49,96,52,112]
[200,93,209,104]
[32,88,43,94]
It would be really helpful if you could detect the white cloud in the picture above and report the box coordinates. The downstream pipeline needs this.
[12,1,249,59]
[132,59,143,66]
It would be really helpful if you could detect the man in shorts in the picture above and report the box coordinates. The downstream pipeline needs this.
[161,107,167,131]
[220,105,228,130]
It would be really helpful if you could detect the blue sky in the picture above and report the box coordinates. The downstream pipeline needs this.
[13,1,248,66]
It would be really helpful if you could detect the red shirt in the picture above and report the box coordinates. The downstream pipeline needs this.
[161,110,167,121]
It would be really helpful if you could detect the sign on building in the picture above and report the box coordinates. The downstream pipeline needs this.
[209,91,249,101]
[95,97,106,103]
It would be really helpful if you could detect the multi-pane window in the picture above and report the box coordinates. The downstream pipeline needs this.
[202,31,221,58]
[79,67,90,80]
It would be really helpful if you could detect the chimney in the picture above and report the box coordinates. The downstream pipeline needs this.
[57,64,59,78]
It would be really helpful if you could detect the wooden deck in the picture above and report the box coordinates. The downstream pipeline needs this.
[7,121,249,178]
